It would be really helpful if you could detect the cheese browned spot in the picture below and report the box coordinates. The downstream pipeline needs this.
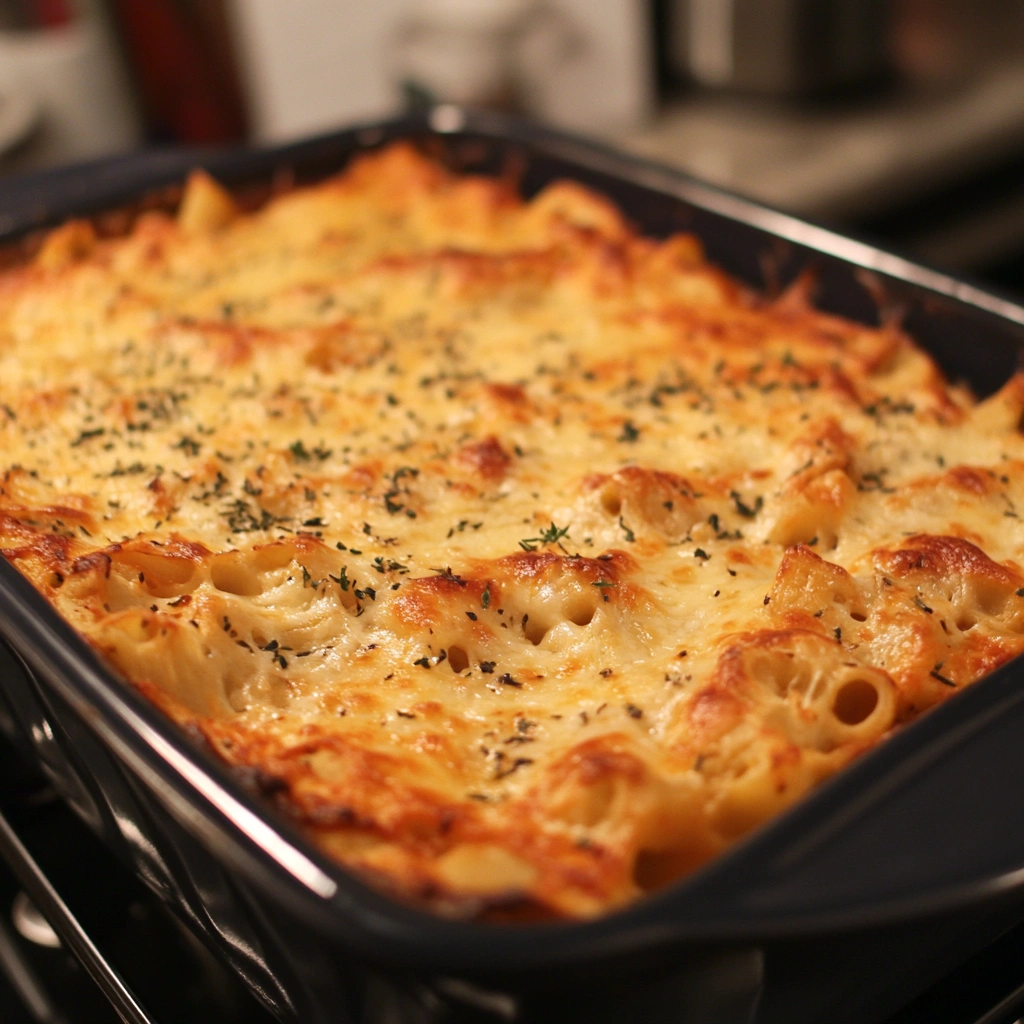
[2,143,1024,918]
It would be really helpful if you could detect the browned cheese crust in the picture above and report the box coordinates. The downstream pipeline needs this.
[2,144,1024,917]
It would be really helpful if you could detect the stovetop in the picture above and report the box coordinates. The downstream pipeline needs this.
[1,734,1024,1024]
[0,736,273,1024]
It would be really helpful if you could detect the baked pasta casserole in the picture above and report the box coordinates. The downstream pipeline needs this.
[2,143,1023,918]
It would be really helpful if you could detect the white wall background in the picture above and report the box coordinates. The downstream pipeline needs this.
[228,0,407,142]
[228,0,653,143]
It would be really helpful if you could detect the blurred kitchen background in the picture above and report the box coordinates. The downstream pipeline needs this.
[0,0,1022,295]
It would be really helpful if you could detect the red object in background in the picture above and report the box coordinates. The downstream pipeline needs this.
[0,0,72,30]
[32,0,71,28]
[111,0,247,144]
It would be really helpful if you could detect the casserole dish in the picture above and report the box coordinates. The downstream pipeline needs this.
[2,107,1024,1023]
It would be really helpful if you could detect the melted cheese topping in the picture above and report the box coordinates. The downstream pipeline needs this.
[3,143,1024,918]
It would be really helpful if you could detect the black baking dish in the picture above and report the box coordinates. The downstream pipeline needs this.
[2,108,1024,1024]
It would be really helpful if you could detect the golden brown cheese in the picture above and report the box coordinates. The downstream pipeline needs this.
[2,143,1024,918]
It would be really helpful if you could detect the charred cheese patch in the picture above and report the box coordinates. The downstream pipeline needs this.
[2,143,1024,918]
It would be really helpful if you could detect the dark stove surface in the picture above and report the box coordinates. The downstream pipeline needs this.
[1,734,1024,1024]
[0,737,275,1024]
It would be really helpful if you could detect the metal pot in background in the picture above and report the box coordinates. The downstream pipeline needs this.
[667,0,890,97]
